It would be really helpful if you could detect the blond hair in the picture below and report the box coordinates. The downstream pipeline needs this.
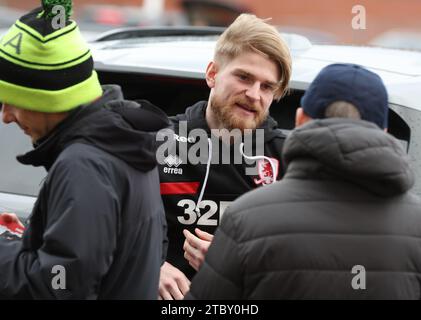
[214,14,292,100]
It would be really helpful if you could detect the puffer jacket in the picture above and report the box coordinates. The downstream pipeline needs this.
[186,118,421,299]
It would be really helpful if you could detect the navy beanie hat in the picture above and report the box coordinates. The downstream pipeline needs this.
[300,63,389,129]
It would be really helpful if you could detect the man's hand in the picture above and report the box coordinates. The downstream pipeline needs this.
[158,261,191,300]
[183,228,214,271]
[0,212,25,235]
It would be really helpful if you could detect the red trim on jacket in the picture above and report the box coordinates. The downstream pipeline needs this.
[160,182,200,195]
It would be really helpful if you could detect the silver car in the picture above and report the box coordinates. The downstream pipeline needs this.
[1,27,421,220]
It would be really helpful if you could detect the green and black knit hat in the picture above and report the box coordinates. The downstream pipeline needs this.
[0,0,103,112]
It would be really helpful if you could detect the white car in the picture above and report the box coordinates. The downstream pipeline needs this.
[1,26,420,220]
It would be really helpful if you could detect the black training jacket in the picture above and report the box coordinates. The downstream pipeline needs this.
[159,101,286,279]
[0,85,169,299]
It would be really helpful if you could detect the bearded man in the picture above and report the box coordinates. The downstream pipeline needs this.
[157,14,292,300]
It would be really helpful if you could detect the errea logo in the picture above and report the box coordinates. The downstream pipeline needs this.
[164,154,183,168]
[163,155,183,175]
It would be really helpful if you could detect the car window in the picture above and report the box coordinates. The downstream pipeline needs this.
[0,122,46,196]
[97,70,303,124]
[0,72,412,199]
[98,70,412,144]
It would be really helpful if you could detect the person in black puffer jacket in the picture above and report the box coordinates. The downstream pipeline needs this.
[186,64,421,299]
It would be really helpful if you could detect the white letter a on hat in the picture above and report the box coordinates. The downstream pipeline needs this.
[3,32,23,55]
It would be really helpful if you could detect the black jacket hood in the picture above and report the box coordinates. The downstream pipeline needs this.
[18,85,170,172]
[171,101,281,142]
[283,118,414,196]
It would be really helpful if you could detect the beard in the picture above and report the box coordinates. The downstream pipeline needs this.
[209,94,269,132]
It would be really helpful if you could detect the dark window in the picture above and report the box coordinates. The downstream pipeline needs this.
[98,70,410,147]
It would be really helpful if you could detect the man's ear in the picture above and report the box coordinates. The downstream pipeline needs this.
[295,107,312,127]
[205,61,218,89]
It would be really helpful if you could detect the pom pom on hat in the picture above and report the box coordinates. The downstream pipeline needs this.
[41,0,73,20]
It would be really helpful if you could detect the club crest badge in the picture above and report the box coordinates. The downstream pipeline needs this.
[254,158,279,186]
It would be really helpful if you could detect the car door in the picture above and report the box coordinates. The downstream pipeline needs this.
[0,122,45,220]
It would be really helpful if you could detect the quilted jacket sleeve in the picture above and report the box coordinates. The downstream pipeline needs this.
[185,208,244,299]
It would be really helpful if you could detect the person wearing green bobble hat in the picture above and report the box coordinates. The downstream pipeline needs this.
[0,0,170,299]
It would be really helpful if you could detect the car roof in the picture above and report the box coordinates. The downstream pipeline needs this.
[90,28,421,111]
[292,45,421,111]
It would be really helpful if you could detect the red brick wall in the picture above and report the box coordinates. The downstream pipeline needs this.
[241,0,421,43]
[5,0,421,43]
[3,0,180,11]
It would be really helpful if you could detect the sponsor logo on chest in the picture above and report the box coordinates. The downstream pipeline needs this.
[163,154,184,175]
